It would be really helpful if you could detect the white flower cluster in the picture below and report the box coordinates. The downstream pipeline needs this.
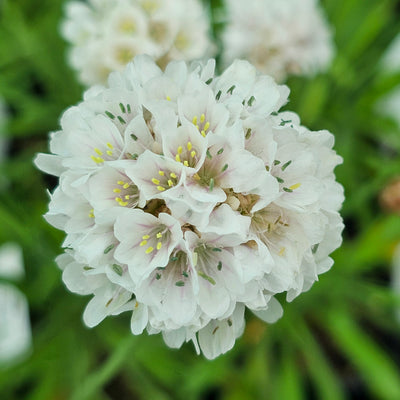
[221,0,335,81]
[0,243,31,366]
[35,56,344,359]
[377,34,400,127]
[61,0,213,86]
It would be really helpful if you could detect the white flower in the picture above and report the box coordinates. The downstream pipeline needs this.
[221,0,335,81]
[35,55,344,359]
[0,243,31,366]
[61,0,213,86]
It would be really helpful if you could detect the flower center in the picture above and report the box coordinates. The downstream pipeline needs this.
[113,179,140,207]
[192,114,211,137]
[90,142,115,165]
[174,142,198,167]
[151,169,179,192]
[139,227,168,254]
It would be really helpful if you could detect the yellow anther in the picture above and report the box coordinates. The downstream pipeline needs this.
[145,246,154,254]
[175,154,181,162]
[152,178,160,185]
[190,150,196,158]
[114,188,121,193]
[106,150,113,156]
[168,179,173,187]
[192,116,198,125]
[183,161,189,166]
[117,180,125,185]
[166,96,171,101]
[156,242,162,250]
[170,173,177,179]
[107,143,114,149]
[135,301,139,309]
[91,155,104,164]
[158,170,165,176]
[140,240,148,247]
[204,121,210,131]
[88,209,95,218]
[279,247,286,256]
[123,183,130,189]
[289,183,301,190]
[200,113,205,123]
[120,201,128,207]
[156,232,162,238]
[177,146,183,154]
[142,235,150,240]
[124,195,130,200]
[157,186,166,192]
[187,142,192,151]
[201,130,206,137]
[194,173,200,180]
[94,148,103,156]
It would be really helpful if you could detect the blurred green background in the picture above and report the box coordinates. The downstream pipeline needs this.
[1,0,400,399]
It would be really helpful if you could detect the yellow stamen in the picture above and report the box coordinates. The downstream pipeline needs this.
[177,146,183,154]
[124,195,130,200]
[156,242,162,250]
[88,209,95,218]
[107,142,113,149]
[204,121,210,131]
[192,116,198,125]
[91,155,104,164]
[190,150,196,158]
[113,188,121,193]
[158,170,165,176]
[200,130,206,137]
[279,247,286,256]
[157,186,166,192]
[117,180,125,185]
[168,180,173,187]
[152,178,160,185]
[94,148,103,156]
[166,96,171,101]
[183,160,189,167]
[123,183,130,189]
[289,183,301,190]
[140,240,147,247]
[142,235,150,239]
[187,142,192,151]
[170,173,177,179]
[156,233,162,238]
[145,246,154,254]
[106,150,113,156]
[200,113,205,123]
[175,154,181,162]
[115,197,122,202]
[193,173,200,180]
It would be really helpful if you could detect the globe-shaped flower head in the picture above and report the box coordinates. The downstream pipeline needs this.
[35,55,344,359]
[61,0,213,85]
[222,0,335,81]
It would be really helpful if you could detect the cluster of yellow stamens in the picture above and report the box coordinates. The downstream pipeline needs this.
[151,169,178,192]
[139,231,163,254]
[192,114,211,137]
[91,143,114,164]
[114,180,132,207]
[174,142,197,167]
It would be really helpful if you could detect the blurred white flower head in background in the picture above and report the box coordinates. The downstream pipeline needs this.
[377,33,400,127]
[61,0,213,86]
[35,55,344,359]
[221,0,335,81]
[0,243,31,366]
